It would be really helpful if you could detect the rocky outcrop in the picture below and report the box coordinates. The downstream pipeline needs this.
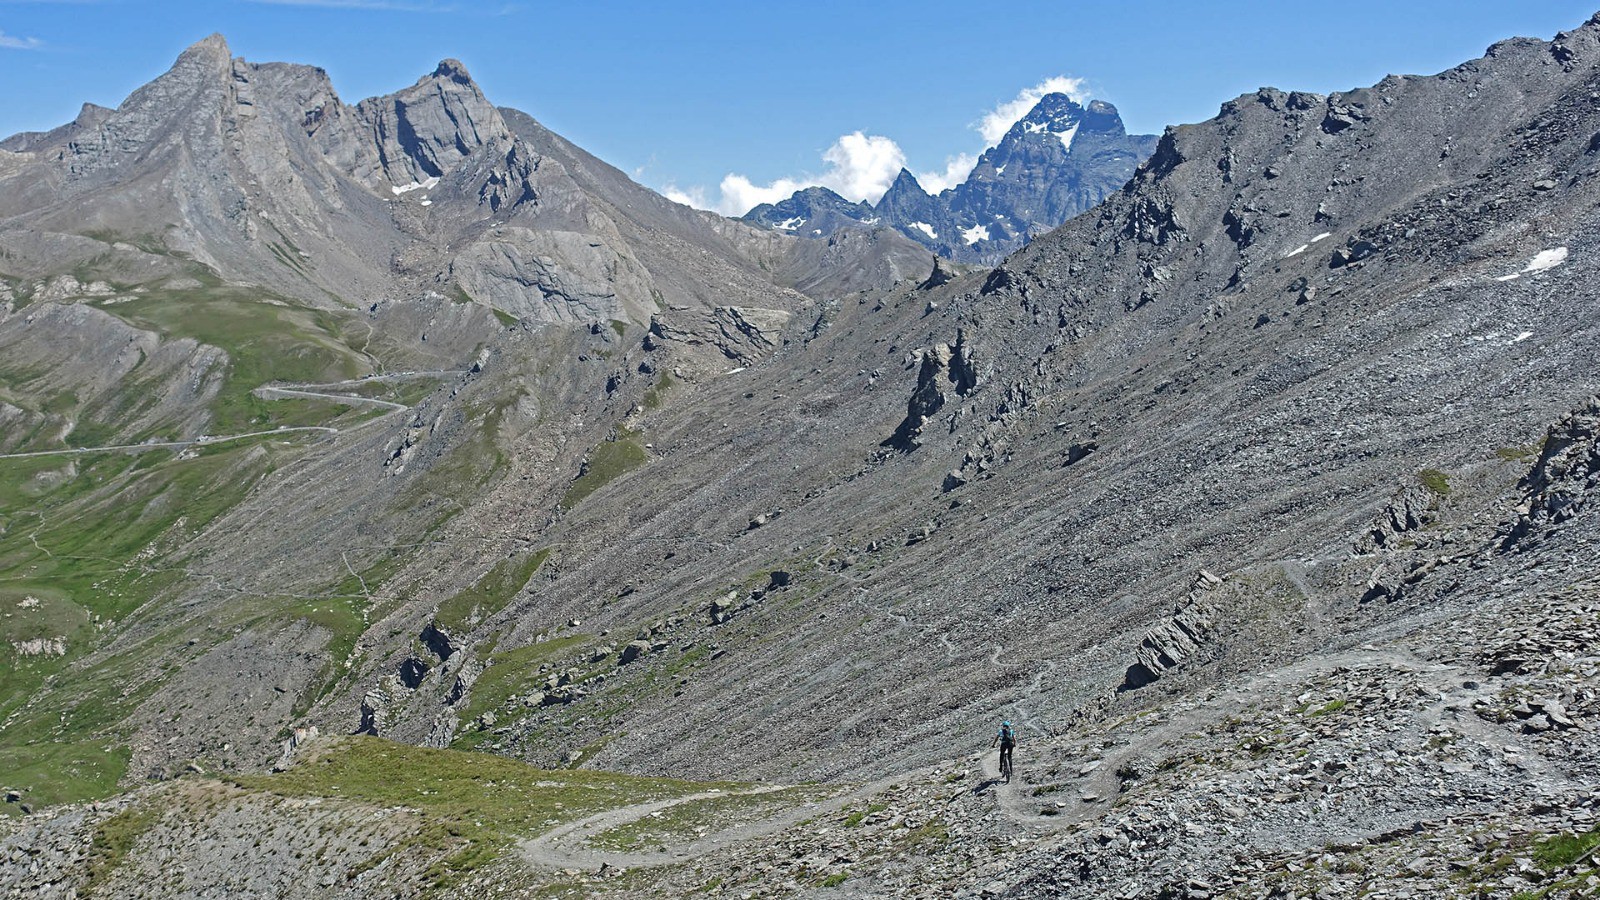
[450,228,656,324]
[644,305,793,365]
[919,255,956,290]
[1121,571,1224,690]
[1502,395,1600,548]
[419,622,458,662]
[1355,483,1440,553]
[357,677,400,736]
[886,330,981,450]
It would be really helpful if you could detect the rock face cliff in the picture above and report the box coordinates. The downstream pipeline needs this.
[744,94,1157,263]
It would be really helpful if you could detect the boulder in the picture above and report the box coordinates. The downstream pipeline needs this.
[620,640,652,664]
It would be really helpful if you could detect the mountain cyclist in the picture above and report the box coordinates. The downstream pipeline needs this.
[991,720,1017,781]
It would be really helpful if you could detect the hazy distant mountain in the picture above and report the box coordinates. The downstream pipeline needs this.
[744,94,1157,262]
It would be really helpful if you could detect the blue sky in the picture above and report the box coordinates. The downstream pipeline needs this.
[1,1,1595,214]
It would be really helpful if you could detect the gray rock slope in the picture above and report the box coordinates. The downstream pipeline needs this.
[744,94,1157,263]
[105,3,1596,794]
[330,13,1600,789]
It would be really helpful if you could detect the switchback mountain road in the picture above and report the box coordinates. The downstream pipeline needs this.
[0,374,464,460]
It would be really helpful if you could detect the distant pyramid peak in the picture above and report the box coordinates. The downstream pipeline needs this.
[1000,93,1129,148]
[887,167,928,195]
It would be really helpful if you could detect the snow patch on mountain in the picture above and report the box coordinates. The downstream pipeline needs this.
[390,176,440,195]
[1057,122,1080,153]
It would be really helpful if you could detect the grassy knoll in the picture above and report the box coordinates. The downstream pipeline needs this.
[233,735,728,889]
[560,429,647,510]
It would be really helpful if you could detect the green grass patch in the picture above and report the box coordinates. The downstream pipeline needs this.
[1495,444,1541,463]
[434,549,550,634]
[337,378,442,407]
[560,429,647,510]
[282,592,368,713]
[641,371,675,412]
[95,286,370,435]
[233,735,723,889]
[1418,468,1452,496]
[566,734,615,770]
[1533,827,1600,871]
[818,872,849,887]
[0,441,286,809]
[1310,699,1347,717]
[83,802,159,894]
[0,739,131,816]
[452,635,590,742]
[397,389,520,519]
[843,801,888,827]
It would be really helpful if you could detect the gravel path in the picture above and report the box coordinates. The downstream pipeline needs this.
[520,778,898,871]
[0,375,452,460]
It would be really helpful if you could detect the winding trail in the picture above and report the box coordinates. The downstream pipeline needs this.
[514,629,1579,873]
[0,372,462,460]
[252,385,408,412]
[520,777,899,871]
[981,640,1568,830]
[0,426,338,459]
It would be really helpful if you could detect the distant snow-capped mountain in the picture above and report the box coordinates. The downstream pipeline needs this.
[743,94,1157,263]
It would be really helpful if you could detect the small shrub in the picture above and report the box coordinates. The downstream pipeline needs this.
[1310,699,1347,717]
[1419,468,1452,496]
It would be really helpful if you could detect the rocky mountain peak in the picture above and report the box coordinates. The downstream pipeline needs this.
[742,94,1156,263]
[741,185,875,234]
[1004,92,1085,142]
[182,32,232,61]
[1080,99,1128,134]
[886,167,929,197]
[430,58,475,86]
[169,33,234,82]
[357,56,510,186]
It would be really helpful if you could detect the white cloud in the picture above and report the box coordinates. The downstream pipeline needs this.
[708,130,908,216]
[819,132,906,202]
[915,152,977,194]
[977,76,1089,145]
[0,29,42,50]
[662,184,710,210]
[715,173,807,216]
